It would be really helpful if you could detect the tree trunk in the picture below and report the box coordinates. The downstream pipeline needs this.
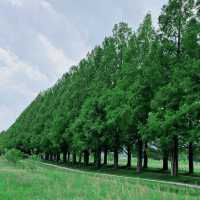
[95,148,101,169]
[143,142,148,169]
[163,150,168,171]
[78,152,82,164]
[171,136,178,176]
[53,154,56,161]
[72,152,77,165]
[56,153,60,163]
[104,148,108,165]
[84,150,89,166]
[114,148,118,169]
[93,151,97,165]
[127,144,131,168]
[67,152,70,162]
[50,153,53,161]
[63,152,67,163]
[188,142,194,174]
[40,154,44,160]
[136,138,143,173]
[45,153,49,161]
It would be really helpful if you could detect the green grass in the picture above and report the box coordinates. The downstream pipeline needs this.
[0,157,200,200]
[106,156,200,173]
[88,153,200,174]
[65,154,200,185]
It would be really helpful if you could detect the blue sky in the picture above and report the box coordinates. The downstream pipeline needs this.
[0,0,167,131]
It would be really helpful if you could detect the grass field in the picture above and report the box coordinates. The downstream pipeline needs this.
[1,157,200,200]
[105,154,200,173]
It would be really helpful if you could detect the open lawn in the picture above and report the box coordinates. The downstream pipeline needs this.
[0,157,200,200]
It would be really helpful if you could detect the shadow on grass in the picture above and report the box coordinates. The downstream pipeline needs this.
[42,160,200,197]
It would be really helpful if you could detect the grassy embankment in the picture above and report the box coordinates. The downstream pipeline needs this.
[0,157,200,200]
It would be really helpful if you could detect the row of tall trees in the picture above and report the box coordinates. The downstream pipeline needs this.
[2,0,200,176]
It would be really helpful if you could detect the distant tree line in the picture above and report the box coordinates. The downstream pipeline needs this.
[1,0,200,176]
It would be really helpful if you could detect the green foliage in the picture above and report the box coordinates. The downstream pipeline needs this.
[3,0,200,175]
[0,133,6,155]
[4,149,23,164]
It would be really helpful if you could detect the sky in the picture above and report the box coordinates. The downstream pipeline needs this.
[0,0,167,132]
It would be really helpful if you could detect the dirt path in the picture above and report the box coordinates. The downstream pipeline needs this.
[41,162,200,190]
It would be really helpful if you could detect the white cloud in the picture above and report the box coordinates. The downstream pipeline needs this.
[40,0,56,14]
[0,105,16,131]
[0,47,52,131]
[38,34,76,78]
[0,48,49,85]
[7,0,23,7]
